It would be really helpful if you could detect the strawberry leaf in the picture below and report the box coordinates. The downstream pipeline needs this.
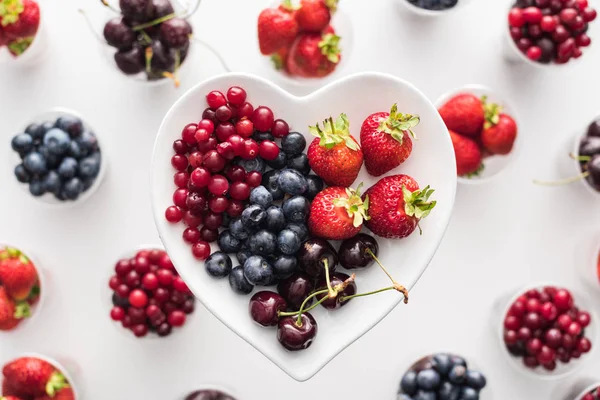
[378,103,420,143]
[46,372,69,397]
[280,0,298,11]
[325,0,338,12]
[465,163,485,178]
[482,96,502,129]
[403,185,437,221]
[13,301,30,319]
[0,0,24,26]
[332,184,370,228]
[318,33,341,64]
[309,113,360,151]
[271,53,284,70]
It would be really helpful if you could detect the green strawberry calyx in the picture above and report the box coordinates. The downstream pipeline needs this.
[13,301,30,319]
[378,103,420,144]
[318,33,341,64]
[333,183,370,228]
[280,0,298,11]
[0,0,24,26]
[271,53,285,70]
[46,371,70,397]
[402,185,437,234]
[309,113,360,151]
[8,36,33,57]
[482,96,503,130]
[325,0,339,13]
[465,163,485,178]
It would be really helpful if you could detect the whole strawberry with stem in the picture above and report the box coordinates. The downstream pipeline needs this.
[2,357,67,397]
[0,286,29,331]
[308,184,370,240]
[288,30,341,78]
[257,0,299,55]
[438,93,485,137]
[449,130,482,177]
[480,97,517,155]
[0,0,40,40]
[296,0,337,33]
[360,103,420,177]
[0,248,38,301]
[307,113,363,187]
[364,174,436,239]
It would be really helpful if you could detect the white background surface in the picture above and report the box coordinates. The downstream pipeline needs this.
[1,0,600,399]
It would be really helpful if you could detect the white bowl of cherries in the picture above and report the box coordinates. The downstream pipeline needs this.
[151,72,456,381]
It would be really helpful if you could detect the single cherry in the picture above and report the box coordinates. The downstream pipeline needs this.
[297,238,338,278]
[338,233,379,270]
[316,272,357,310]
[249,291,287,327]
[277,312,318,351]
[277,272,315,310]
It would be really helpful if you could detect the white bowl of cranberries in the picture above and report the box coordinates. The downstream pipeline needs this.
[499,284,597,379]
[150,71,456,381]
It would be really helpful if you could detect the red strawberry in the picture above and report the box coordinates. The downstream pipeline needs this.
[364,175,436,239]
[0,249,38,301]
[438,93,485,137]
[296,0,337,32]
[0,0,40,40]
[0,25,7,46]
[2,358,65,397]
[287,31,341,78]
[2,379,21,397]
[480,99,517,155]
[308,184,369,240]
[360,104,420,177]
[0,287,30,331]
[34,387,75,400]
[257,1,298,55]
[307,113,363,187]
[449,130,483,176]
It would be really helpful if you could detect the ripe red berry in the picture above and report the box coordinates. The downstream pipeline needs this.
[129,289,149,308]
[553,289,573,311]
[576,33,591,46]
[197,119,215,134]
[527,46,542,61]
[560,7,578,24]
[226,200,244,217]
[523,7,543,23]
[217,142,236,160]
[110,306,125,321]
[215,105,233,122]
[540,15,558,31]
[227,86,247,106]
[200,227,218,242]
[583,7,597,22]
[168,310,186,327]
[173,276,190,293]
[171,154,188,171]
[236,119,254,138]
[225,165,247,182]
[259,140,280,160]
[229,181,251,200]
[252,106,274,132]
[174,172,189,188]
[271,119,290,138]
[157,269,174,286]
[577,311,591,327]
[183,227,201,244]
[195,128,210,143]
[109,275,120,290]
[241,139,259,160]
[208,174,229,196]
[173,139,187,154]
[158,253,173,270]
[142,272,159,290]
[208,196,230,213]
[206,91,227,109]
[509,7,525,27]
[245,171,262,187]
[181,123,198,144]
[165,206,182,223]
[203,150,227,173]
[182,210,202,227]
[192,241,211,260]
[190,167,211,187]
[237,102,254,119]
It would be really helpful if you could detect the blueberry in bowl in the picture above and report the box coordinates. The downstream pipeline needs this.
[10,108,105,205]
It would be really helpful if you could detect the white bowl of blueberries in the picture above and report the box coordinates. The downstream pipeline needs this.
[10,108,105,205]
[400,0,471,16]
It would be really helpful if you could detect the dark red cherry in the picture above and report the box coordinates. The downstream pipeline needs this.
[338,233,379,270]
[249,291,287,327]
[277,312,318,351]
[297,238,338,278]
[315,272,357,310]
[277,272,315,310]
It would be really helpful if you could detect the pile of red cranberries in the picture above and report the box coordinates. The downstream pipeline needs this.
[108,248,195,338]
[581,386,600,400]
[503,286,593,371]
[164,86,290,261]
[508,0,597,64]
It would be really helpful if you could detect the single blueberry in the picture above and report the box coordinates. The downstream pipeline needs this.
[413,391,435,400]
[11,133,33,154]
[236,250,252,266]
[55,115,84,138]
[82,177,96,191]
[252,131,274,142]
[465,370,486,390]
[286,223,308,241]
[205,251,232,277]
[112,293,129,307]
[218,230,243,253]
[282,196,310,223]
[264,147,287,170]
[43,171,61,194]
[281,131,306,155]
[437,381,460,400]
[78,153,101,179]
[432,353,452,376]
[28,180,45,197]
[450,356,467,368]
[460,387,479,400]
[277,229,301,255]
[58,157,78,180]
[228,266,254,294]
[243,255,273,286]
[400,370,418,395]
[63,177,84,200]
[272,255,297,279]
[305,175,324,200]
[14,164,30,183]
[265,206,286,233]
[241,204,266,229]
[448,365,466,384]
[262,169,284,200]
[25,123,45,141]
[68,140,84,159]
[23,152,47,176]
[286,154,311,175]
[37,145,60,169]
[247,229,277,256]
[249,186,273,209]
[417,369,440,391]
[43,128,71,155]
[277,169,307,195]
[230,218,250,240]
[235,156,266,174]
[76,130,99,153]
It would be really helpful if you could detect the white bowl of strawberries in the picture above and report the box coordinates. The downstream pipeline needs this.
[151,71,456,381]
[0,0,46,66]
[436,84,521,184]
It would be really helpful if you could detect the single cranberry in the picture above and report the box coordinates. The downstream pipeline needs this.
[181,123,198,144]
[236,119,254,138]
[191,241,211,260]
[172,276,190,293]
[557,347,571,363]
[203,150,227,173]
[190,167,211,188]
[186,192,207,214]
[225,165,247,182]
[174,172,189,188]
[249,291,287,326]
[132,324,149,337]
[208,174,229,196]
[540,302,558,321]
[562,334,576,349]
[173,189,189,209]
[571,349,582,358]
[526,338,543,355]
[241,139,259,160]
[510,26,522,40]
[206,91,227,109]
[197,136,218,152]
[157,269,174,286]
[171,290,187,305]
[121,315,132,328]
[567,321,582,336]
[571,15,585,30]
[183,227,201,244]
[109,275,120,290]
[215,105,233,122]
[229,181,251,200]
[129,289,149,308]
[202,108,217,123]
[277,312,318,351]
[576,33,592,46]
[526,298,541,313]
[536,0,550,7]
[509,7,526,27]
[229,104,238,119]
[259,140,280,160]
[217,142,236,160]
[271,119,290,138]
[142,272,159,290]
[523,6,543,23]
[226,199,244,217]
[110,306,125,321]
[544,328,563,348]
[577,337,592,353]
[504,330,519,345]
[216,122,236,142]
[159,253,173,270]
[203,211,223,230]
[209,196,230,213]
[583,7,597,21]
[245,171,262,187]
[539,290,551,303]
[125,270,141,287]
[523,355,539,368]
[227,134,245,155]
[237,102,254,119]
[573,47,583,58]
[197,119,215,134]
[115,259,132,276]
[524,312,542,330]
[542,361,556,371]
[557,314,572,331]
[171,154,189,171]
[188,151,204,168]
[135,256,150,275]
[116,283,131,298]
[577,311,591,327]
[145,304,160,318]
[194,128,210,143]
[527,46,543,60]
[517,37,533,51]
[182,298,195,314]
[168,310,187,327]
[252,106,275,132]
[560,7,578,24]
[540,14,558,31]
[553,288,573,311]
[537,345,556,364]
[156,322,172,337]
[518,326,532,341]
[550,0,563,13]
[154,287,170,303]
[552,24,570,42]
[227,86,247,106]
[148,249,163,265]
[172,139,187,154]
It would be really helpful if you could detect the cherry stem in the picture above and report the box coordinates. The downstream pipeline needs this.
[323,258,335,298]
[570,153,591,161]
[78,9,109,45]
[100,0,120,13]
[162,50,181,88]
[190,36,232,73]
[339,286,396,302]
[145,46,153,74]
[365,248,409,303]
[133,12,176,31]
[139,29,152,44]
[278,289,329,319]
[296,295,330,326]
[533,171,590,186]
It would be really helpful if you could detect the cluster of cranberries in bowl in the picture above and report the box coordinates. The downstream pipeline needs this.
[580,386,600,400]
[508,0,597,64]
[108,248,195,338]
[503,286,593,371]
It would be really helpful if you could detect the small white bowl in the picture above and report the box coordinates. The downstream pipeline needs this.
[495,282,598,381]
[10,107,107,207]
[1,352,82,399]
[571,117,600,198]
[151,72,457,381]
[397,0,474,17]
[0,0,48,67]
[573,382,600,400]
[435,84,521,184]
[0,243,45,335]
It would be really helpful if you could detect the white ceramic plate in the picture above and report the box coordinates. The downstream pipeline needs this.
[151,72,456,381]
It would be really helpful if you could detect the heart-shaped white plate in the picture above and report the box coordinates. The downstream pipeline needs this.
[151,72,457,381]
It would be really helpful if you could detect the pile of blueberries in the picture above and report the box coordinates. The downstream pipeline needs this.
[204,131,324,294]
[11,115,102,201]
[406,0,458,11]
[398,353,487,400]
